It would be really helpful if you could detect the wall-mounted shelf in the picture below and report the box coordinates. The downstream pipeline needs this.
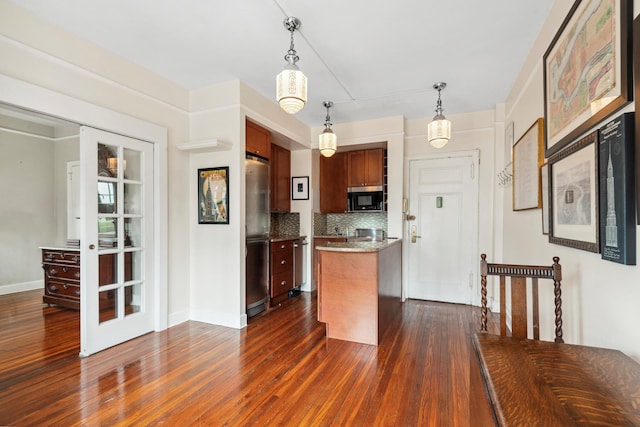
[178,139,232,153]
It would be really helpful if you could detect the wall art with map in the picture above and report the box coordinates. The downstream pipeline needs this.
[543,0,632,157]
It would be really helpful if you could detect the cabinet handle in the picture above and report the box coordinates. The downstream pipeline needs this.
[50,285,58,292]
[74,272,80,279]
[49,268,58,276]
[280,281,286,286]
[75,290,81,296]
[63,283,69,289]
[280,244,286,249]
[280,260,286,265]
[63,267,68,273]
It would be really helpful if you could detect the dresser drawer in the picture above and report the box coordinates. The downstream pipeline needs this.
[270,270,293,299]
[272,240,294,253]
[45,279,80,300]
[43,264,80,282]
[271,250,293,274]
[42,250,80,265]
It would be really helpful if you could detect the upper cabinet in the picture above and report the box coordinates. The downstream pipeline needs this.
[271,144,291,213]
[246,120,271,159]
[320,152,348,213]
[347,148,383,187]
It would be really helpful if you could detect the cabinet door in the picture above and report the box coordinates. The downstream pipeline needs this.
[270,144,291,212]
[320,152,348,213]
[246,120,271,159]
[347,150,366,187]
[364,148,384,186]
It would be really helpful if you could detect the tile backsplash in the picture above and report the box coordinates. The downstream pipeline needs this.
[271,212,300,236]
[314,212,387,236]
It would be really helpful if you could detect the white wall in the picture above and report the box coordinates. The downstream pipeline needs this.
[502,0,640,360]
[0,130,55,290]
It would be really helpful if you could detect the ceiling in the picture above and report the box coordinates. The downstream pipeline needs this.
[7,0,554,129]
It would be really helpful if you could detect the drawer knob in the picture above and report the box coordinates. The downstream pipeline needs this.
[280,281,287,286]
[280,260,286,265]
[280,244,286,249]
[50,285,58,292]
[63,284,69,289]
[49,268,58,276]
[75,290,81,296]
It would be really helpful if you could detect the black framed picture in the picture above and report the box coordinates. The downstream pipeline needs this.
[598,112,635,264]
[292,176,309,200]
[548,130,599,252]
[198,166,229,224]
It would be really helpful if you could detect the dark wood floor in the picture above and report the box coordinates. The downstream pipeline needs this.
[0,289,497,426]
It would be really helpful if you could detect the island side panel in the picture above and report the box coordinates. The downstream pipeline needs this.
[318,250,379,345]
[377,241,402,342]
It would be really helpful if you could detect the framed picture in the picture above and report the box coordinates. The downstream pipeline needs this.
[291,176,309,200]
[543,0,632,157]
[548,130,599,252]
[633,15,640,225]
[504,121,514,165]
[598,112,635,264]
[541,162,550,235]
[198,166,229,224]
[512,118,544,211]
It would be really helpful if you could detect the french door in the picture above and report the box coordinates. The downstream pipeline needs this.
[79,126,154,356]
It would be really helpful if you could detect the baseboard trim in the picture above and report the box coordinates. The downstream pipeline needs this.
[0,280,43,295]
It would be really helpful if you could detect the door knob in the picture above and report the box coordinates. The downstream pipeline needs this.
[411,225,421,244]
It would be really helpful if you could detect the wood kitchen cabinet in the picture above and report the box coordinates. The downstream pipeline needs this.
[319,152,348,213]
[41,248,132,310]
[246,120,271,159]
[348,148,384,187]
[270,239,295,305]
[270,144,291,212]
[313,237,346,289]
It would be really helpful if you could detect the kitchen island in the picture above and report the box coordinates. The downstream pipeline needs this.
[316,239,402,345]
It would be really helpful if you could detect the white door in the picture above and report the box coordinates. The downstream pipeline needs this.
[79,126,154,357]
[407,153,479,304]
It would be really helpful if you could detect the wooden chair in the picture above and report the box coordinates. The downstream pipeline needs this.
[479,253,563,343]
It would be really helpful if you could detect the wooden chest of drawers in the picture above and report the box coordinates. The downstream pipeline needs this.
[270,240,294,305]
[42,248,132,310]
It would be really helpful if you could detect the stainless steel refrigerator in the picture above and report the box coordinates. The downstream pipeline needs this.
[245,154,270,317]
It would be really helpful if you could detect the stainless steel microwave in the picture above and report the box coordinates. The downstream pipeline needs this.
[348,186,384,212]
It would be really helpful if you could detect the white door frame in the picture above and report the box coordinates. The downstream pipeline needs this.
[403,149,480,306]
[0,74,168,332]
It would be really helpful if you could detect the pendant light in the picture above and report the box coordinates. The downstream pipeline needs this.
[276,17,307,114]
[319,101,337,157]
[427,82,451,148]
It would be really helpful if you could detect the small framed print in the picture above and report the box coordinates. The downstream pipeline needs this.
[292,176,309,200]
[512,118,544,211]
[198,166,229,224]
[541,162,550,235]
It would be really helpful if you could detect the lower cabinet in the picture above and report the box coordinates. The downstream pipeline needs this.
[270,239,295,305]
[42,248,132,310]
[313,237,347,289]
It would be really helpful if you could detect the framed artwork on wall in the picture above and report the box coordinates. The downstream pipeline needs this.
[598,112,635,264]
[548,130,599,252]
[541,162,550,235]
[543,0,632,157]
[198,166,229,224]
[512,118,544,211]
[291,176,309,200]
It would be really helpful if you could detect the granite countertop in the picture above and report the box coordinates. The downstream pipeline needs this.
[315,238,401,253]
[269,235,307,242]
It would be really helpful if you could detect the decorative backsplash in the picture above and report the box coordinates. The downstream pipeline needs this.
[271,212,300,236]
[314,212,387,236]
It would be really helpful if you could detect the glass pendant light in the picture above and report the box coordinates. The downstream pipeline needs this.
[319,101,337,157]
[427,82,452,148]
[276,17,307,114]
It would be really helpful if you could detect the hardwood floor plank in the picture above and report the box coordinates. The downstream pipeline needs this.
[0,289,499,426]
